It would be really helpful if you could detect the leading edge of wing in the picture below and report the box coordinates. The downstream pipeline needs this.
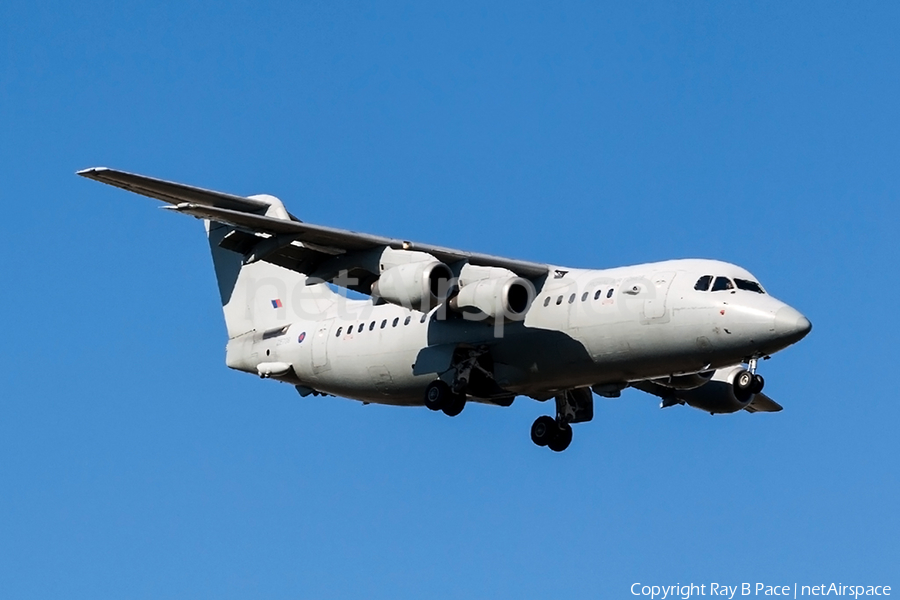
[77,167,550,279]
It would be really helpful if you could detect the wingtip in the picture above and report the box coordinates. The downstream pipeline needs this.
[76,166,109,177]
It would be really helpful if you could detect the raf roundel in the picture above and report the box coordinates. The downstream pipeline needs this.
[297,331,306,344]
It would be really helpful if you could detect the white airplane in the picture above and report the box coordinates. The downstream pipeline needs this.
[79,167,812,452]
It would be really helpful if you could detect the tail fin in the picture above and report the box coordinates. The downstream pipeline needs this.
[206,195,338,338]
[75,168,341,337]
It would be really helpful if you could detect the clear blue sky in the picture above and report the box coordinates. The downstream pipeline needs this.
[1,2,897,598]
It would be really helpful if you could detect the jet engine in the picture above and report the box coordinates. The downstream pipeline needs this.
[448,265,534,322]
[668,365,764,414]
[371,248,453,311]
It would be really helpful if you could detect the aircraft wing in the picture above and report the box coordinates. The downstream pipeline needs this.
[744,393,783,413]
[78,168,550,289]
[631,380,783,413]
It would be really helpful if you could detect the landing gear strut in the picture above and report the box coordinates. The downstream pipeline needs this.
[746,357,765,394]
[530,388,593,452]
[450,347,494,394]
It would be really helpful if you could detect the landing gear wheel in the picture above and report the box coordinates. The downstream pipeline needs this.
[750,374,765,395]
[735,369,754,390]
[547,422,572,452]
[530,416,557,447]
[424,380,451,411]
[442,393,466,417]
[733,369,754,401]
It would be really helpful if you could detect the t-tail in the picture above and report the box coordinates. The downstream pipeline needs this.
[76,168,340,341]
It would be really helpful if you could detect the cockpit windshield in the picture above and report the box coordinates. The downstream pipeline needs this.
[734,278,765,294]
[694,275,765,294]
[711,276,734,291]
[694,275,712,291]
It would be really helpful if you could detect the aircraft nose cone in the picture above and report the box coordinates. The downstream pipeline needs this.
[774,306,812,344]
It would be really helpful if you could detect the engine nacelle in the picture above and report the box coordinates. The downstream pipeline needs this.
[371,248,453,311]
[449,265,534,322]
[675,366,756,414]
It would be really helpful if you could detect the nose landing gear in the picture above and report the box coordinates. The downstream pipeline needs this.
[734,359,766,401]
[530,388,593,452]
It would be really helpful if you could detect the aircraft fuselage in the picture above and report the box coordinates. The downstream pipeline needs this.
[226,258,810,406]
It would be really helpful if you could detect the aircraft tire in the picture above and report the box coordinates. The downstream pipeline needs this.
[424,380,450,411]
[733,369,754,402]
[548,422,573,452]
[530,416,557,447]
[442,393,466,417]
[750,374,765,395]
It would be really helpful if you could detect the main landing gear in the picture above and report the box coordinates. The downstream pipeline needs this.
[422,346,511,417]
[531,416,573,452]
[424,380,467,417]
[531,388,594,453]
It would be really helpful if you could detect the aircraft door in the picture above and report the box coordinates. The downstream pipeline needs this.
[642,272,676,321]
[311,318,334,373]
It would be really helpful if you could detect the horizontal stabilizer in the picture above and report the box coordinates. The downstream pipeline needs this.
[77,167,272,214]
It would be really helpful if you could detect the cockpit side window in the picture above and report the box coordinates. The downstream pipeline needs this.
[711,276,734,291]
[735,278,765,294]
[694,275,712,291]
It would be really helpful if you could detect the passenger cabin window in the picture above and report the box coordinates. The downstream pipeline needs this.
[607,289,614,298]
[568,294,575,304]
[381,319,387,329]
[404,316,411,325]
[581,292,588,302]
[369,321,376,331]
[420,314,427,323]
[543,297,550,307]
[392,317,399,327]
[735,278,765,294]
[694,275,712,291]
[335,326,343,337]
[711,276,734,291]
[556,296,563,305]
[594,290,602,300]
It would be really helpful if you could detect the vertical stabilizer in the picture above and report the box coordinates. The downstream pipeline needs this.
[205,196,338,338]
